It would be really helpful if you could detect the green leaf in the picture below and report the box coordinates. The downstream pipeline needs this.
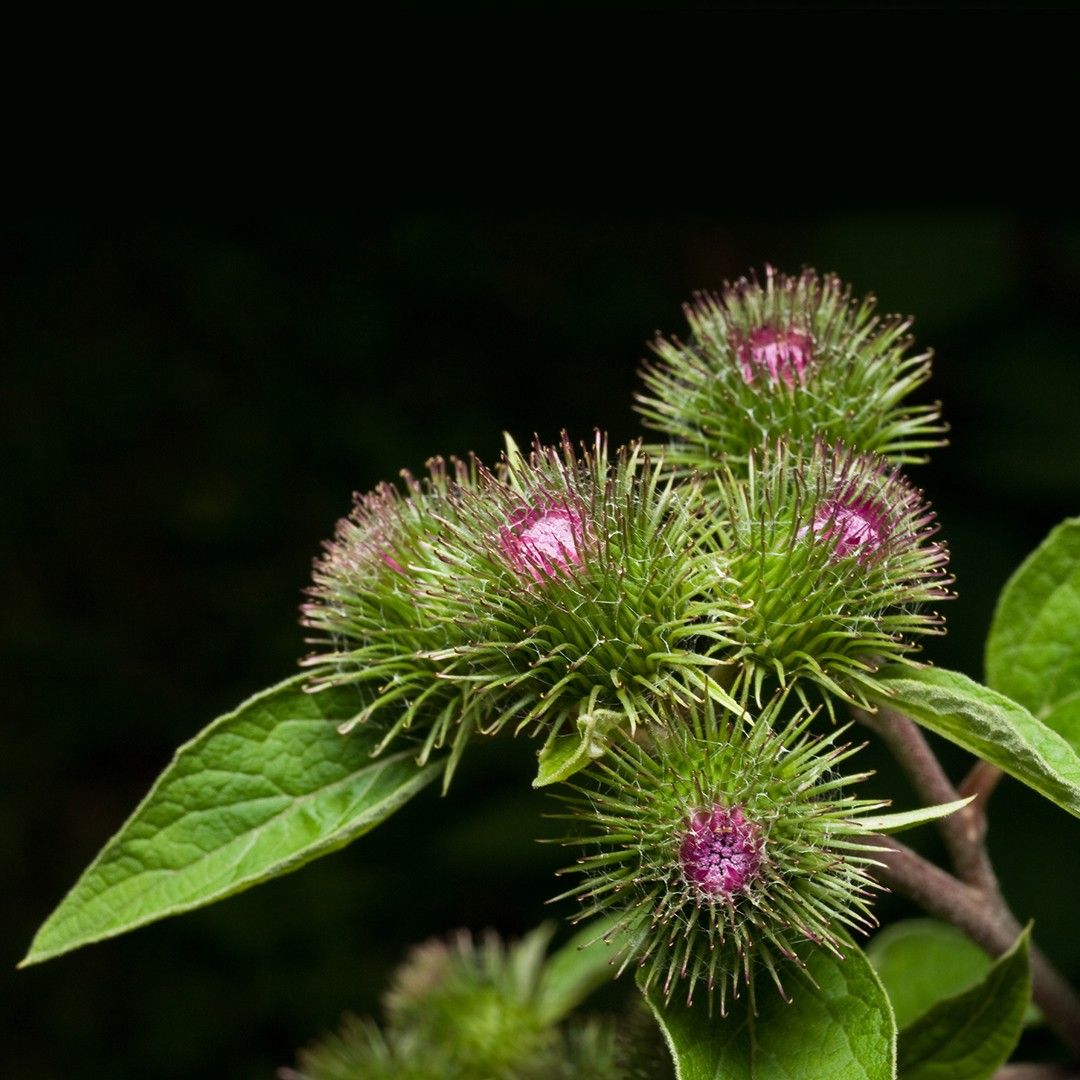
[534,914,621,1025]
[640,944,896,1080]
[1043,693,1080,748]
[533,709,622,787]
[22,675,442,966]
[870,667,1080,819]
[897,925,1031,1080]
[986,518,1080,739]
[856,797,974,835]
[868,920,1003,1030]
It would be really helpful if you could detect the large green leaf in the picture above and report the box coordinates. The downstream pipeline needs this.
[985,518,1080,753]
[871,667,1080,819]
[986,518,1080,735]
[640,944,896,1080]
[868,920,1003,1030]
[869,920,1040,1033]
[897,926,1030,1080]
[22,676,442,966]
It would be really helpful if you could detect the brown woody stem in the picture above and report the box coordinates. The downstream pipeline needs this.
[857,704,1080,1060]
[855,705,994,889]
[867,837,1080,1058]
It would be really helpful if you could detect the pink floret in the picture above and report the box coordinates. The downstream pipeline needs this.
[500,503,585,583]
[811,497,889,562]
[680,804,763,897]
[737,325,813,387]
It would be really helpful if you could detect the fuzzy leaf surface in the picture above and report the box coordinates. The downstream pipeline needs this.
[871,667,1080,819]
[640,944,896,1080]
[986,518,1080,752]
[22,676,441,966]
[897,925,1030,1080]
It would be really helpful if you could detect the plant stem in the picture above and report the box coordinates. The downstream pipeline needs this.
[961,759,1006,810]
[867,836,1080,1059]
[855,705,994,890]
[994,1066,1080,1079]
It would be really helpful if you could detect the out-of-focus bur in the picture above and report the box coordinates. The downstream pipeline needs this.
[279,926,633,1080]
[637,266,946,474]
[552,694,887,1013]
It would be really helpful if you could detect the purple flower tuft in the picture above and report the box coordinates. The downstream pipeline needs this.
[680,804,763,897]
[736,325,813,387]
[499,502,585,583]
[810,496,890,562]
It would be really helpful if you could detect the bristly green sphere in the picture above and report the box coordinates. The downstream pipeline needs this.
[636,266,946,474]
[428,434,744,755]
[282,926,631,1080]
[716,439,953,710]
[382,927,561,1075]
[301,456,484,770]
[302,434,743,782]
[553,696,885,1013]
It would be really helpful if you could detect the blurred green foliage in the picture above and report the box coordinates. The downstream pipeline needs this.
[4,214,1080,1077]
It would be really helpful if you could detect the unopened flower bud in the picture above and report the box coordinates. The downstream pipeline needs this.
[638,265,945,474]
[555,695,884,1010]
[680,804,764,897]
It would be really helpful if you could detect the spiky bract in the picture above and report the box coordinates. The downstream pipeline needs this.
[302,456,485,770]
[553,696,884,1011]
[637,266,945,474]
[716,440,952,709]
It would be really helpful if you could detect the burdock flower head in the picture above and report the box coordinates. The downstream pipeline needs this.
[715,438,953,709]
[301,456,484,770]
[554,695,885,1012]
[283,925,631,1080]
[427,432,744,781]
[636,266,946,475]
[302,433,743,785]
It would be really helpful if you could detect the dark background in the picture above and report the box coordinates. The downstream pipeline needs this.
[4,214,1080,1076]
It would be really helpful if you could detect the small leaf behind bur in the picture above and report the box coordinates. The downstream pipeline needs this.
[22,675,442,967]
[533,709,622,787]
[639,944,896,1080]
[869,919,1042,1030]
[870,667,1080,820]
[986,517,1080,752]
[855,796,975,835]
[897,925,1031,1080]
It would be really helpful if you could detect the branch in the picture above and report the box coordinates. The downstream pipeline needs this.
[961,759,1006,811]
[994,1067,1080,1080]
[856,705,995,889]
[868,836,1080,1060]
